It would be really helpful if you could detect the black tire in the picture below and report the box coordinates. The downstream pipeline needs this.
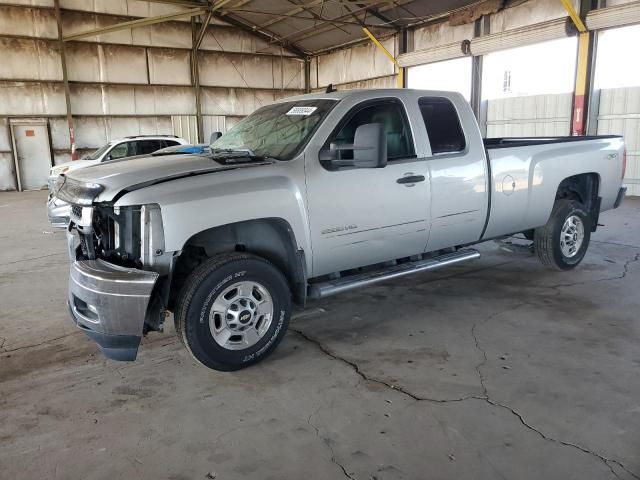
[522,230,535,241]
[174,253,291,371]
[534,199,591,270]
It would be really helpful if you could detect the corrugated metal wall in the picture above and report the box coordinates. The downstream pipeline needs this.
[486,93,573,137]
[0,0,304,190]
[597,87,640,195]
[309,37,398,92]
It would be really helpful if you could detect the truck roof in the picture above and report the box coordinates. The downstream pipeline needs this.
[275,88,463,104]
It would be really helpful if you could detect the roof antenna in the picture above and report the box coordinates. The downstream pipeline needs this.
[325,83,336,93]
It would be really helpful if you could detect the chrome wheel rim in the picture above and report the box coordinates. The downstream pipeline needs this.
[560,215,584,258]
[208,281,274,350]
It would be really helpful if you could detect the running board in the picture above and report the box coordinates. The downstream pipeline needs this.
[308,249,481,299]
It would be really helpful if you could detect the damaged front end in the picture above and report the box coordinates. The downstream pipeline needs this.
[60,176,171,360]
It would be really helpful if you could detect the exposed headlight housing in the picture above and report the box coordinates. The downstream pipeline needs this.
[51,165,70,176]
[55,176,104,206]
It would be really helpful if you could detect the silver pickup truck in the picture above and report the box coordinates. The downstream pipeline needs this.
[53,89,627,371]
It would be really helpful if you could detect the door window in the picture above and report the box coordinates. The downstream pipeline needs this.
[134,140,162,155]
[161,139,180,148]
[106,143,129,160]
[326,100,415,161]
[418,97,466,154]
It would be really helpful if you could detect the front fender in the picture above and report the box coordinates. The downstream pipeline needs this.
[114,165,312,273]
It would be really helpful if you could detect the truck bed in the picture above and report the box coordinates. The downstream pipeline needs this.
[480,134,626,241]
[483,135,621,149]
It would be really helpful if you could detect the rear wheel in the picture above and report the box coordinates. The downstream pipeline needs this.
[175,253,291,371]
[534,199,591,270]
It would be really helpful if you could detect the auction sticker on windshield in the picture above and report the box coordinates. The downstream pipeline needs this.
[286,106,317,115]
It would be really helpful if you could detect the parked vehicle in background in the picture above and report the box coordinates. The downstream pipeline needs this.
[47,135,188,226]
[54,89,627,371]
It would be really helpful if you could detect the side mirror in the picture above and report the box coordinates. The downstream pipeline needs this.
[353,123,387,168]
[210,131,222,143]
[319,123,387,169]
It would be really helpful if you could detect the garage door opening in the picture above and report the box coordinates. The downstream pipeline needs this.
[481,37,578,137]
[407,57,473,101]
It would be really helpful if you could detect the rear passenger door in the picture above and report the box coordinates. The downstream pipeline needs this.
[418,96,489,252]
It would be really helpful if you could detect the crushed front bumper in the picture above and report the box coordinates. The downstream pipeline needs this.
[47,196,71,228]
[68,259,159,361]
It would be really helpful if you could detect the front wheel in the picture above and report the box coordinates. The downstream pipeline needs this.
[534,199,591,270]
[174,253,291,371]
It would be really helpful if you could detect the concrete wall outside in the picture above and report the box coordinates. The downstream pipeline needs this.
[486,93,573,137]
[597,87,640,196]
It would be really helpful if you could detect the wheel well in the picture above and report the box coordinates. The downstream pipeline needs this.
[167,218,306,310]
[556,173,600,212]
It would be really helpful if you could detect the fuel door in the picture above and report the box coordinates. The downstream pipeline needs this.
[502,174,516,196]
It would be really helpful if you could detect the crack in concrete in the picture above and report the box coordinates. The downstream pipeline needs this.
[470,306,638,480]
[469,304,528,398]
[307,410,355,480]
[291,310,640,480]
[543,252,640,290]
[291,328,477,404]
[591,240,640,250]
[0,332,81,354]
[0,251,67,267]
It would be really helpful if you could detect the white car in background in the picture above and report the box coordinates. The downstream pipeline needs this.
[48,135,188,226]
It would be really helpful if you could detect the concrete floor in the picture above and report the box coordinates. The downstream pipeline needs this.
[1,190,639,480]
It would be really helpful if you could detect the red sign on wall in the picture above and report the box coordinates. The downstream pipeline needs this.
[25,130,35,137]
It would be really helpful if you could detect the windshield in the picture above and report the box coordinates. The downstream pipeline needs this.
[84,143,112,160]
[211,99,337,160]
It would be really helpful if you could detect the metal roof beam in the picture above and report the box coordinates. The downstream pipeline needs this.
[63,7,207,41]
[142,0,208,7]
[256,0,326,29]
[228,7,398,29]
[282,0,413,47]
[352,1,397,26]
[194,9,213,50]
[213,12,309,57]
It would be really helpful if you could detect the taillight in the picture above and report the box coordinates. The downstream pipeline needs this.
[622,149,627,181]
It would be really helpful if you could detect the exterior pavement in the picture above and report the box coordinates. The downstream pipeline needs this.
[1,190,639,480]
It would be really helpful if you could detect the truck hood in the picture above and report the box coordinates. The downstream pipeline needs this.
[64,153,273,202]
[50,159,96,176]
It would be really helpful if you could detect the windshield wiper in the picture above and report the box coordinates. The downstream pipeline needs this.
[209,147,279,161]
[211,147,256,156]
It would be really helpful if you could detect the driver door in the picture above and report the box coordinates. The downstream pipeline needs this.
[305,98,430,277]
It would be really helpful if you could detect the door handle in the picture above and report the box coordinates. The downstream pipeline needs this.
[397,175,425,185]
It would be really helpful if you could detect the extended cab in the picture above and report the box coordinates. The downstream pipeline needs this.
[54,89,627,371]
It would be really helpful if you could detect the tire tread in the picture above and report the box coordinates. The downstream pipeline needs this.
[174,252,286,370]
[534,199,590,271]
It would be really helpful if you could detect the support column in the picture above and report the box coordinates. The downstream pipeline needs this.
[304,57,311,93]
[572,32,592,135]
[562,0,595,136]
[398,28,408,88]
[54,0,76,160]
[471,15,489,130]
[190,17,204,143]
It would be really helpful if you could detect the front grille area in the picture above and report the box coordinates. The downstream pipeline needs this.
[79,233,91,257]
[71,205,82,220]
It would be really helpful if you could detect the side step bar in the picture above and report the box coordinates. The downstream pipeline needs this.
[308,249,480,299]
